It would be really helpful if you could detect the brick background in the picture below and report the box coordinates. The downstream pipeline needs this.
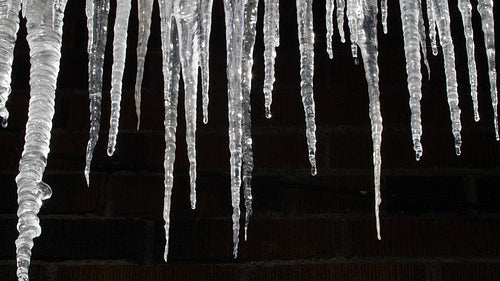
[0,0,499,280]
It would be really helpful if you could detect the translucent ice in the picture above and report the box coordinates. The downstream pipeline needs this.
[458,0,479,122]
[15,1,67,280]
[477,0,499,140]
[336,0,346,42]
[241,0,259,241]
[326,0,334,58]
[85,0,111,185]
[296,0,317,176]
[263,0,279,118]
[432,0,462,155]
[199,0,213,124]
[0,0,21,128]
[107,0,131,156]
[134,0,154,130]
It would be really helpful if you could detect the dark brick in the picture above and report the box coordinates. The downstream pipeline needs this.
[439,263,500,281]
[476,177,500,212]
[0,132,24,171]
[54,264,239,281]
[345,218,500,257]
[245,263,430,281]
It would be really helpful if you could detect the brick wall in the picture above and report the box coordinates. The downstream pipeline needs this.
[1,0,499,280]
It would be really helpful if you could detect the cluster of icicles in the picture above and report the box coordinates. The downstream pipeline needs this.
[0,0,497,279]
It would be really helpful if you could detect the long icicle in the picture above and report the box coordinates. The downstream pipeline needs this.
[223,0,245,258]
[296,0,317,176]
[107,0,132,156]
[336,0,346,43]
[85,0,111,185]
[158,0,177,262]
[432,0,462,155]
[174,0,200,209]
[134,0,154,130]
[15,1,68,280]
[0,0,21,128]
[477,0,499,140]
[199,0,213,124]
[458,0,479,122]
[427,0,438,56]
[399,0,424,160]
[326,0,335,59]
[346,0,362,62]
[241,0,259,241]
[351,0,383,240]
[263,0,279,118]
[380,0,387,34]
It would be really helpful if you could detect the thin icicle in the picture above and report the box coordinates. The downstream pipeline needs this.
[380,0,387,34]
[223,0,245,258]
[0,0,21,128]
[241,0,259,241]
[426,0,438,56]
[263,0,279,118]
[326,0,335,59]
[15,1,67,280]
[85,0,111,185]
[296,0,317,176]
[199,0,213,124]
[346,0,362,62]
[432,0,462,155]
[458,0,479,122]
[107,0,131,156]
[417,0,430,78]
[134,0,154,130]
[399,0,423,160]
[174,0,200,210]
[349,0,383,240]
[336,0,346,43]
[477,0,499,140]
[158,0,176,262]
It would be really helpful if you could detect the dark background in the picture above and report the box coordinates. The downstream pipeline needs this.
[1,0,500,280]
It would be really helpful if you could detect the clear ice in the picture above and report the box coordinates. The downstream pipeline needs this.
[0,0,21,128]
[157,0,177,261]
[326,0,334,58]
[346,0,361,61]
[336,0,346,42]
[399,0,423,160]
[380,0,387,34]
[426,0,438,56]
[347,0,383,239]
[432,0,462,155]
[458,0,479,122]
[296,0,317,176]
[242,0,259,241]
[477,0,499,140]
[85,0,111,185]
[15,1,67,280]
[199,0,213,124]
[263,0,279,118]
[107,0,131,156]
[134,0,154,130]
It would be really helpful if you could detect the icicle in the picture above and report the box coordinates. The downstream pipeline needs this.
[477,0,499,140]
[296,0,317,176]
[85,0,111,185]
[326,0,335,59]
[380,0,387,34]
[426,0,438,56]
[134,0,154,130]
[417,0,430,78]
[432,0,462,155]
[199,0,213,124]
[336,0,346,42]
[174,0,201,210]
[0,0,21,128]
[15,1,67,280]
[399,0,423,160]
[346,0,362,62]
[157,0,177,262]
[107,0,131,156]
[241,0,259,241]
[223,0,245,258]
[458,0,479,122]
[349,0,383,240]
[263,0,279,118]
